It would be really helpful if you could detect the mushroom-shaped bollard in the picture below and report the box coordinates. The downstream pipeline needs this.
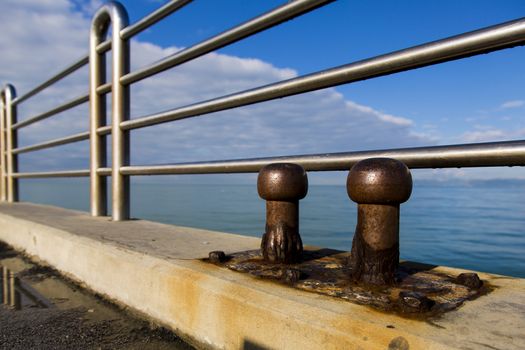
[347,158,412,285]
[258,163,308,263]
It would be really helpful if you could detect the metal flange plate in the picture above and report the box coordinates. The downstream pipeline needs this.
[206,249,491,319]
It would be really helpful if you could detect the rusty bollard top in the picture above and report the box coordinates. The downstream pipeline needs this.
[347,158,412,285]
[347,158,412,205]
[258,163,308,201]
[258,163,308,264]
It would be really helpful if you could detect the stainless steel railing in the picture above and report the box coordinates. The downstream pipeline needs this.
[0,84,17,203]
[1,0,524,221]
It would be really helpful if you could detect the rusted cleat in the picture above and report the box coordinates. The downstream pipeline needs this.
[258,163,308,264]
[347,158,412,285]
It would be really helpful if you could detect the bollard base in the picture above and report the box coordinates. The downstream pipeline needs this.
[348,226,399,285]
[207,248,491,319]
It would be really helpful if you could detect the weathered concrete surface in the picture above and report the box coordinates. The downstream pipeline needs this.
[0,244,193,350]
[0,202,523,350]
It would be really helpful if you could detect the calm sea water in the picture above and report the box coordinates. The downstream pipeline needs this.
[18,179,525,278]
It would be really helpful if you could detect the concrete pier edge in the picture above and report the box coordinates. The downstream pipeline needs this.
[0,202,523,349]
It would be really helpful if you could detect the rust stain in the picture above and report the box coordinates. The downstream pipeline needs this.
[166,270,205,331]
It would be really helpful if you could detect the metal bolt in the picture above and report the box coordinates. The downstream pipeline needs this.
[398,291,435,313]
[209,251,227,263]
[347,158,412,285]
[282,268,303,284]
[258,163,308,264]
[455,273,483,289]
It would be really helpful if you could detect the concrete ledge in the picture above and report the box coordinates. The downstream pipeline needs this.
[0,202,523,349]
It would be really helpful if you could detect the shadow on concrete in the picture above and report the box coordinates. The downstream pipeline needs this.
[243,339,270,350]
[301,247,343,262]
[400,260,439,275]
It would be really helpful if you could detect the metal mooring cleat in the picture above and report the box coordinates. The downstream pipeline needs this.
[347,158,412,285]
[213,161,487,318]
[258,163,308,264]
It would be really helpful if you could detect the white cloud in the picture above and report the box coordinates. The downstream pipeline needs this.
[461,127,525,143]
[461,129,506,143]
[413,168,511,181]
[345,101,413,126]
[500,100,524,109]
[1,0,434,176]
[77,0,104,14]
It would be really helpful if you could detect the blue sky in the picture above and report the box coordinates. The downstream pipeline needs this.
[123,0,525,145]
[1,0,524,182]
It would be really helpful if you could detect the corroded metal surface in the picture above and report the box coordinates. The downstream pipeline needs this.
[258,163,308,263]
[207,249,490,318]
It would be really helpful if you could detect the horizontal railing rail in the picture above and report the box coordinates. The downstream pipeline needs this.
[12,0,193,106]
[120,0,336,86]
[12,56,89,106]
[120,140,525,175]
[12,94,89,130]
[12,132,90,155]
[0,0,523,224]
[123,17,525,131]
[11,139,524,178]
[12,170,90,179]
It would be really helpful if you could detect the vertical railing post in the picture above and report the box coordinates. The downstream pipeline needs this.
[90,1,130,220]
[0,97,6,202]
[1,85,18,203]
[2,266,8,305]
[89,13,108,217]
